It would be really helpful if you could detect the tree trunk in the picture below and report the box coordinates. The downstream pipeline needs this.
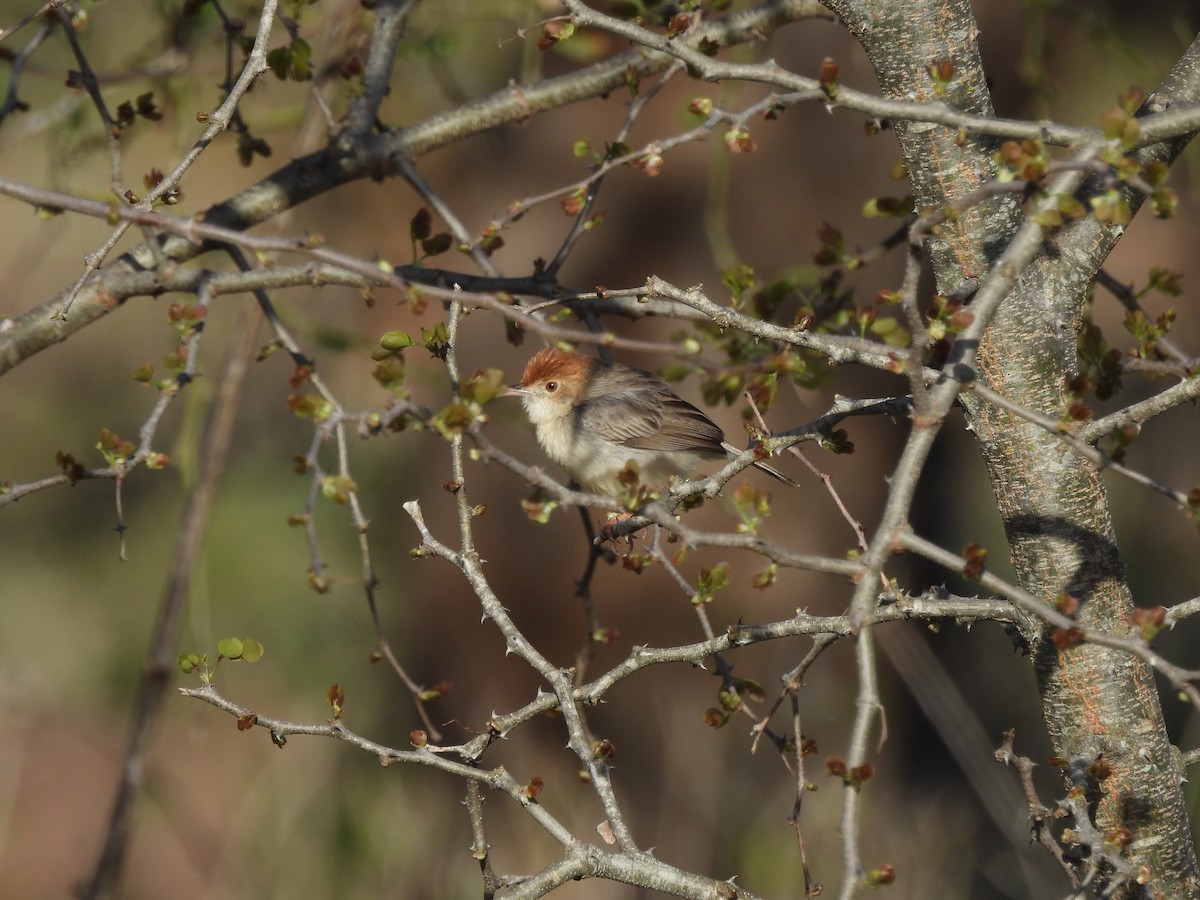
[823,0,1200,893]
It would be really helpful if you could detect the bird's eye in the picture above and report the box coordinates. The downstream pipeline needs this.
[545,381,557,392]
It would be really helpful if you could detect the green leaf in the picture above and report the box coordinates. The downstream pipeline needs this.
[321,475,358,504]
[241,638,265,662]
[379,330,414,352]
[752,563,778,590]
[462,368,506,405]
[1152,186,1178,219]
[430,401,475,439]
[96,428,135,466]
[372,357,406,392]
[291,38,312,80]
[722,264,755,307]
[266,46,291,80]
[421,322,450,355]
[1033,208,1063,229]
[692,562,730,604]
[286,393,333,422]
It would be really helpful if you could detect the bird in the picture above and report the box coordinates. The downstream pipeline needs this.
[507,348,798,494]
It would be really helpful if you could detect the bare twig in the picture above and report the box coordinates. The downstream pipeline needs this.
[80,302,258,900]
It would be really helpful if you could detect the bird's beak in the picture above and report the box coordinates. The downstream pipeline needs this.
[504,383,528,398]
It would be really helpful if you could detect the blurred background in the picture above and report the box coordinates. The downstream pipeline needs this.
[1,0,1199,897]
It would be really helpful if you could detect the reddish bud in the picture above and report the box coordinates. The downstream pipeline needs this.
[1052,627,1085,651]
[289,364,314,389]
[961,543,988,580]
[537,20,574,51]
[1066,373,1092,396]
[591,627,619,646]
[326,683,345,718]
[1088,755,1113,781]
[1056,593,1081,617]
[949,310,975,331]
[1130,605,1167,641]
[819,56,839,96]
[704,708,730,729]
[865,863,897,886]
[667,13,693,38]
[1106,827,1133,848]
[1067,401,1093,422]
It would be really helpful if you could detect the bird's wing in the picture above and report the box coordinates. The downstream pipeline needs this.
[576,388,725,454]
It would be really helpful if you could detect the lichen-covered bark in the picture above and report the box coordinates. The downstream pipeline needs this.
[825,0,1021,287]
[823,0,1200,893]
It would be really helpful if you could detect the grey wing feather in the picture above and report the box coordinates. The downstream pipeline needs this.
[577,386,725,455]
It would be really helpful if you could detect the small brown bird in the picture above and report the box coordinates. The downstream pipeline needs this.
[507,348,797,494]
